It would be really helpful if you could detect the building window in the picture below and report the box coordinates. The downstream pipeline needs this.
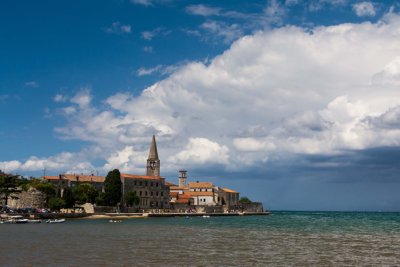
[161,192,163,196]
[145,191,148,196]
[145,181,148,186]
[151,191,153,196]
[150,182,153,187]
[156,182,159,187]
[134,181,137,185]
[139,191,142,196]
[139,181,142,186]
[156,192,158,196]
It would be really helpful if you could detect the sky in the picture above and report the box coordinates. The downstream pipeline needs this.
[1,0,400,211]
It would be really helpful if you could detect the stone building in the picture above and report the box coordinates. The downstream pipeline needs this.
[44,174,105,195]
[43,135,169,209]
[169,170,240,209]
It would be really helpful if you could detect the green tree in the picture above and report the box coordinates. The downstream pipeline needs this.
[48,197,65,211]
[125,191,140,207]
[95,192,107,206]
[62,187,75,209]
[73,183,98,205]
[104,169,122,206]
[239,196,252,204]
[33,182,56,201]
[0,174,22,206]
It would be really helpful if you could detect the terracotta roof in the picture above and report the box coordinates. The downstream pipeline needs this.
[43,176,60,180]
[170,186,188,190]
[165,181,177,187]
[223,188,238,193]
[187,191,214,196]
[175,199,191,204]
[63,174,105,183]
[188,182,213,188]
[170,192,179,197]
[121,174,163,180]
[178,193,193,199]
[44,175,105,183]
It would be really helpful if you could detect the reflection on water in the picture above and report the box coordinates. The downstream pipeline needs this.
[1,212,400,266]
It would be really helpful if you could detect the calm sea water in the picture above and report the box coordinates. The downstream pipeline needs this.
[1,211,400,266]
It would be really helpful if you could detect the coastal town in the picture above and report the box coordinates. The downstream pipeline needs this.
[0,135,266,222]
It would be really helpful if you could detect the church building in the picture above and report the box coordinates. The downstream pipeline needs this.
[44,135,170,209]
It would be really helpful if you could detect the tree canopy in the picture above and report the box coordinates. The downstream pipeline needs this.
[0,173,22,205]
[239,196,252,204]
[73,183,98,205]
[104,169,122,206]
[125,191,140,207]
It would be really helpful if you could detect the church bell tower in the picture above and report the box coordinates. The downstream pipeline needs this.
[146,135,160,177]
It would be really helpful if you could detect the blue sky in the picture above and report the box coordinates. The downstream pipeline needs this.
[2,0,400,211]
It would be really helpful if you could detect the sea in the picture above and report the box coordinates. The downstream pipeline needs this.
[1,211,400,266]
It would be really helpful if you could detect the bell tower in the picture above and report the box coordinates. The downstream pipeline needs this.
[178,170,187,188]
[146,135,160,176]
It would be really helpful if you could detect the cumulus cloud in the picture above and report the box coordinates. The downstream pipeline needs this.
[104,22,131,34]
[353,1,376,17]
[0,152,95,174]
[170,138,229,166]
[5,13,400,176]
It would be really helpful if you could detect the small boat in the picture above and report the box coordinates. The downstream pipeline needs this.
[46,219,66,224]
[109,219,122,223]
[15,219,29,224]
[202,215,210,218]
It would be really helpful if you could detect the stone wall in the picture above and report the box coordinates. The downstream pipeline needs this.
[7,188,47,209]
[239,202,264,212]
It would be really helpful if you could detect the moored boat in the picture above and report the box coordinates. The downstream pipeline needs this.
[46,219,66,224]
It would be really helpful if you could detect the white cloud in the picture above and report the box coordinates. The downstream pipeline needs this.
[186,4,221,16]
[170,138,229,166]
[0,152,95,174]
[53,94,68,103]
[136,65,163,76]
[200,20,243,44]
[353,2,376,17]
[70,88,92,108]
[264,0,287,24]
[6,14,400,175]
[104,22,131,34]
[141,27,169,40]
[309,0,348,11]
[25,81,39,88]
[131,0,153,6]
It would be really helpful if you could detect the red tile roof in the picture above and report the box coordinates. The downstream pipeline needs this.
[121,174,163,180]
[44,175,105,183]
[223,188,238,193]
[188,182,213,188]
[187,191,214,197]
[170,186,188,190]
[165,181,177,187]
[170,192,179,197]
[175,199,191,204]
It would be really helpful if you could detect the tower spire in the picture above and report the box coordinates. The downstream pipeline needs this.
[146,135,160,176]
[148,135,159,160]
